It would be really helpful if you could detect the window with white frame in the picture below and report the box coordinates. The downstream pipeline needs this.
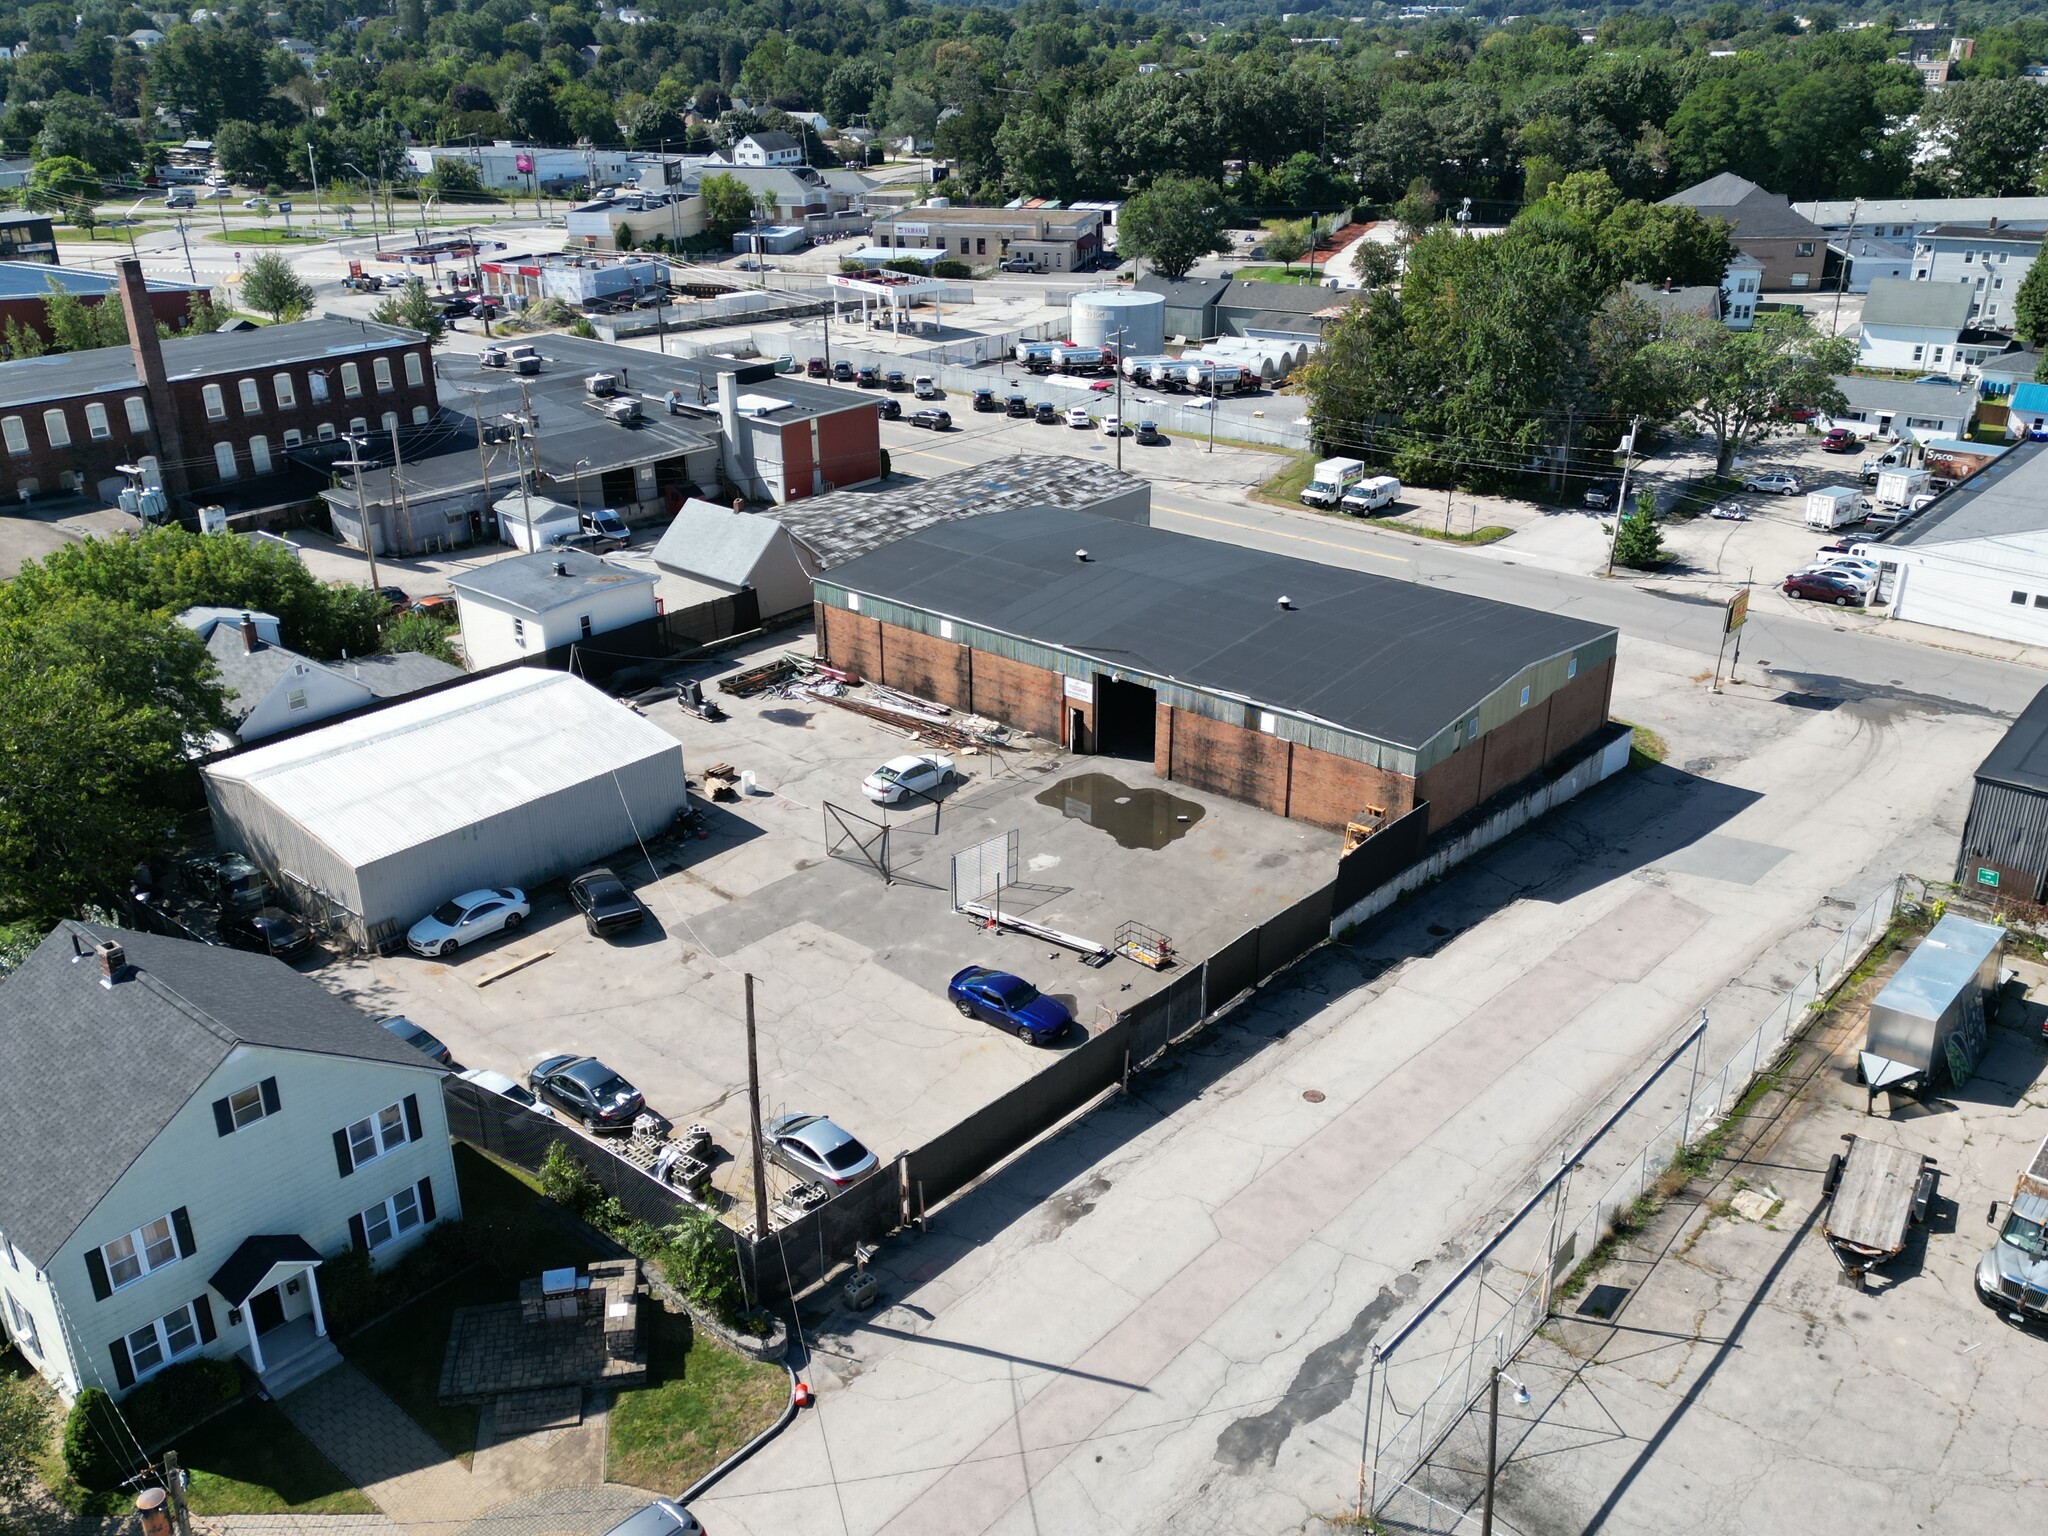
[249,436,271,475]
[373,357,393,391]
[84,402,110,439]
[360,1184,423,1250]
[238,378,261,414]
[317,422,336,441]
[287,688,307,710]
[273,372,296,409]
[102,1214,180,1290]
[6,1291,39,1357]
[124,396,148,433]
[42,410,68,449]
[125,1303,200,1380]
[309,371,330,403]
[346,1103,409,1168]
[412,405,429,425]
[202,383,226,419]
[283,428,303,447]
[404,351,424,387]
[349,417,367,436]
[213,441,237,480]
[341,362,361,398]
[1519,685,1531,708]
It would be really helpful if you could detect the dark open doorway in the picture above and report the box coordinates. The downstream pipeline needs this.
[1094,675,1157,760]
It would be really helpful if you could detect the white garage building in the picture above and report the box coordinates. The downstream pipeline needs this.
[1872,441,2048,646]
[204,670,688,948]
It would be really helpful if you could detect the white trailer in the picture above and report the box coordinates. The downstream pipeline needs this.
[1874,467,1933,509]
[1804,486,1863,529]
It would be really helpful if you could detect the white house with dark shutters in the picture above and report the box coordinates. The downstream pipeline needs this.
[0,923,458,1402]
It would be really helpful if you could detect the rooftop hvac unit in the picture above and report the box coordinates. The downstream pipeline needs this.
[516,355,541,376]
[607,398,642,425]
[585,372,619,398]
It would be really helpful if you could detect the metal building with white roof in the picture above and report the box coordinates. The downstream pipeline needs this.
[202,670,687,946]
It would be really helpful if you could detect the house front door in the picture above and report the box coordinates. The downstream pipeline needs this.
[249,1285,287,1336]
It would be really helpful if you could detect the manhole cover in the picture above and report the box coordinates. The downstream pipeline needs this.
[1302,1089,1326,1103]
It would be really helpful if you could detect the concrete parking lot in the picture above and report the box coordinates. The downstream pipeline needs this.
[1461,943,2048,1536]
[314,633,1337,1208]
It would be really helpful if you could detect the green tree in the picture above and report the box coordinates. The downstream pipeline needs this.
[239,251,314,322]
[25,154,100,232]
[698,171,764,239]
[145,26,276,136]
[1264,224,1308,274]
[425,157,483,195]
[214,120,288,186]
[369,278,447,347]
[1645,311,1853,476]
[0,1372,48,1505]
[0,598,228,922]
[2013,256,2048,349]
[1595,201,1736,289]
[1917,77,2048,198]
[1610,490,1666,570]
[43,281,128,352]
[1117,174,1231,280]
[32,93,138,177]
[383,610,457,665]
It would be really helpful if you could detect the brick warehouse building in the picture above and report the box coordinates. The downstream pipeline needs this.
[816,507,1618,835]
[0,261,434,507]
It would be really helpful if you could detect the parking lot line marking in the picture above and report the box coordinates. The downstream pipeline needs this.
[1153,499,1410,565]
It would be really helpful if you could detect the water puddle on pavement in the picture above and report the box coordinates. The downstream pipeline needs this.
[1033,772,1205,850]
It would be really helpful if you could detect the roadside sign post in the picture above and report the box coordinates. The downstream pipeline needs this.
[1713,583,1750,693]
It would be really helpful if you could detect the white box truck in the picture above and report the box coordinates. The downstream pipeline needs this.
[1976,1126,2048,1322]
[1804,486,1862,529]
[1874,466,1932,509]
[1339,475,1403,515]
[1301,458,1365,508]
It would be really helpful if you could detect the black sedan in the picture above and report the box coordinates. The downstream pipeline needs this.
[569,867,649,937]
[528,1054,645,1132]
[1033,401,1058,424]
[219,907,313,960]
[878,396,902,420]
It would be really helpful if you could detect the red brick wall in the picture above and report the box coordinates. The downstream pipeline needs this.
[1543,656,1615,763]
[815,404,881,491]
[1477,698,1552,802]
[820,605,883,681]
[1163,708,1291,817]
[778,421,815,503]
[0,289,198,345]
[970,648,1063,738]
[1285,738,1416,830]
[881,623,971,708]
[1415,742,1485,833]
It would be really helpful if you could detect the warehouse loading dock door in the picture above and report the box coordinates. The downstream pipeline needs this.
[1095,675,1157,760]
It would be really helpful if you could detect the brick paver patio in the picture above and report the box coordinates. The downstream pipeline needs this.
[281,1367,491,1536]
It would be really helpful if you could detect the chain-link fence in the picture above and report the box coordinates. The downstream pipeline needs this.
[1360,877,1901,1523]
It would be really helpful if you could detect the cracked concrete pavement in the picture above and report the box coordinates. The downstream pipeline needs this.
[685,614,2024,1534]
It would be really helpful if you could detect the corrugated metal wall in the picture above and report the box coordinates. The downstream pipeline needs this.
[1958,778,2048,900]
[204,774,368,928]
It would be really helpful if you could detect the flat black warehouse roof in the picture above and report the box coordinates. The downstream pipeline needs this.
[821,506,1616,752]
[1974,683,2048,794]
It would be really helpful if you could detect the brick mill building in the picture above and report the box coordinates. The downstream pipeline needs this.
[814,507,1618,835]
[0,260,435,507]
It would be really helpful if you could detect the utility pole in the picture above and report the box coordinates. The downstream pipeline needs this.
[308,143,325,233]
[514,379,540,550]
[1481,1368,1500,1536]
[1113,326,1126,474]
[389,421,412,553]
[1208,371,1218,454]
[162,1451,193,1536]
[340,437,381,590]
[745,973,770,1243]
[1831,198,1861,339]
[1603,413,1644,577]
[173,217,195,282]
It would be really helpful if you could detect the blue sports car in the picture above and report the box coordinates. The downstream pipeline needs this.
[947,966,1074,1046]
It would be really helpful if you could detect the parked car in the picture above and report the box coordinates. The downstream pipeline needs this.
[1064,406,1092,429]
[599,1499,703,1536]
[911,407,951,430]
[1006,394,1030,417]
[1822,427,1860,453]
[914,375,941,399]
[1100,414,1124,436]
[401,593,456,620]
[1033,401,1058,424]
[972,388,997,412]
[764,1112,878,1190]
[806,356,828,378]
[375,584,411,608]
[862,753,954,805]
[1806,555,1880,581]
[998,257,1035,273]
[1816,535,1870,556]
[164,189,196,209]
[1781,570,1867,605]
[406,887,530,957]
[457,1067,554,1119]
[947,966,1074,1046]
[1583,482,1622,510]
[1707,503,1750,521]
[528,1054,645,1132]
[1136,421,1165,445]
[381,1016,453,1066]
[855,366,882,388]
[877,396,902,420]
[568,867,649,937]
[218,907,313,960]
[1743,470,1801,495]
[884,370,909,391]
[551,529,626,554]
[832,360,854,382]
[241,197,265,209]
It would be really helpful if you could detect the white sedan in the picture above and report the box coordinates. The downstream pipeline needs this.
[1064,406,1092,429]
[407,887,530,957]
[861,754,955,806]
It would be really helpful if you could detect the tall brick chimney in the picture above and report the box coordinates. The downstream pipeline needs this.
[116,259,191,502]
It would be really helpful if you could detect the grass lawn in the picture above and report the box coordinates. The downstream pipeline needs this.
[205,228,324,245]
[179,1400,375,1515]
[1254,450,1317,506]
[607,1310,787,1493]
[340,1145,603,1464]
[1236,265,1322,285]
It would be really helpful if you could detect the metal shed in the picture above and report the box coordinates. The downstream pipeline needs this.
[203,670,688,947]
[1958,681,2048,901]
[1866,914,2002,1089]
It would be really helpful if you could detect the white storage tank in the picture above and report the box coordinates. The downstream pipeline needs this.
[1071,289,1166,356]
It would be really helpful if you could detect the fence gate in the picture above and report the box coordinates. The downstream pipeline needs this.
[950,829,1019,911]
[823,801,891,883]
